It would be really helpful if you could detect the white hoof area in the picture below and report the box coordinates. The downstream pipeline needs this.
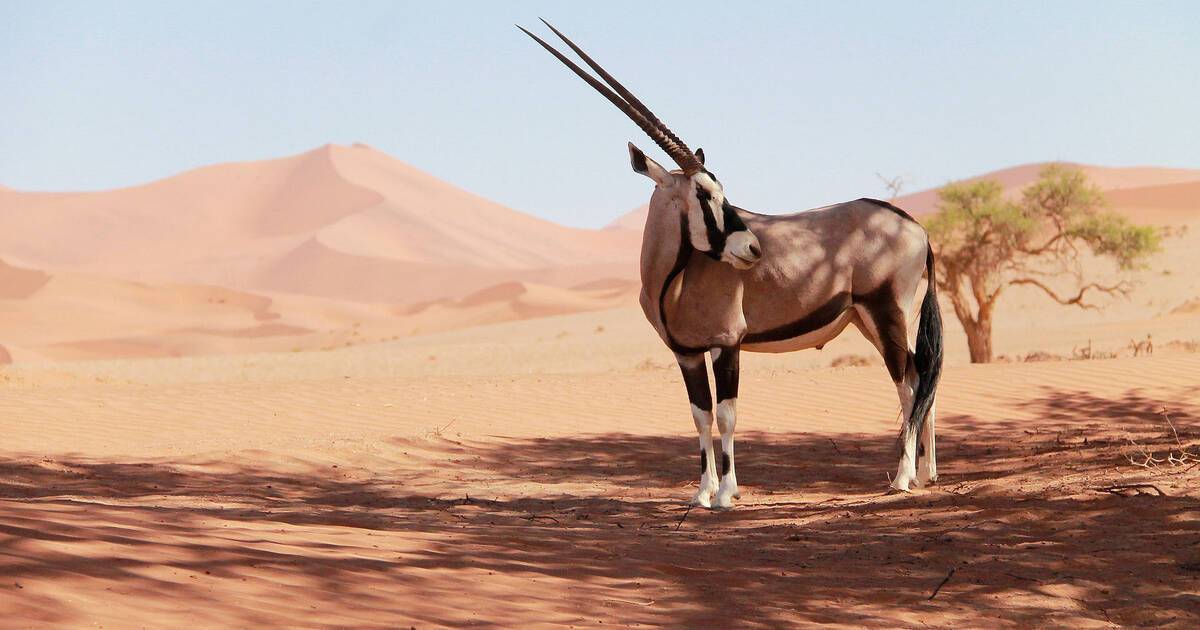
[889,476,915,493]
[713,491,737,510]
[690,483,717,508]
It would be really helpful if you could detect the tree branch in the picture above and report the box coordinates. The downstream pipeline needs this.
[1009,277,1130,310]
[1019,231,1065,257]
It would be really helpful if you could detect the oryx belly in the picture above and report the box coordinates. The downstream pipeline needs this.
[741,308,855,353]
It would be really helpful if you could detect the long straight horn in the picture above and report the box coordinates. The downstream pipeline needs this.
[517,22,704,176]
[537,19,697,170]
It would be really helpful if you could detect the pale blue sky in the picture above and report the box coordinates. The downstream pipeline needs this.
[2,1,1197,227]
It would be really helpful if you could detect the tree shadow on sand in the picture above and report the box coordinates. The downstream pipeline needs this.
[1,388,1198,627]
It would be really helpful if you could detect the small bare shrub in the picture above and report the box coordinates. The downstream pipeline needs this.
[1163,339,1200,353]
[1124,408,1199,470]
[831,354,874,368]
[635,358,671,371]
[1020,351,1063,363]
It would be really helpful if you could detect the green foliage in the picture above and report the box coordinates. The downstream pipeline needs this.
[1066,213,1161,270]
[930,164,1160,273]
[926,163,1162,363]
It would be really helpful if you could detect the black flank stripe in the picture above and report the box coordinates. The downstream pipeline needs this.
[744,292,853,344]
[657,215,706,355]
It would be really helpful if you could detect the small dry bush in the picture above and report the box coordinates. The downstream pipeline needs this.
[1020,351,1064,363]
[1164,339,1200,353]
[635,358,672,372]
[830,354,874,368]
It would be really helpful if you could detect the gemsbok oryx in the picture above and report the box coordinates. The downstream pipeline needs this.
[520,20,943,507]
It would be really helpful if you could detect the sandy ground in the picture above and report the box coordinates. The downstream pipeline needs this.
[2,310,1199,627]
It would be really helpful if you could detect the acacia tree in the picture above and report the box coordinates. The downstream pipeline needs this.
[926,164,1160,363]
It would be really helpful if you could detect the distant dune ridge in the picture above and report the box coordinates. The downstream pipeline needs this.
[607,162,1200,229]
[0,144,640,299]
[0,146,1197,362]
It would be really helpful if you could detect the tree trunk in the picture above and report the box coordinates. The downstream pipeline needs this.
[963,313,994,363]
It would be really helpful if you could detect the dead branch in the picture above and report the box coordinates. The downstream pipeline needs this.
[1125,438,1165,468]
[521,514,562,525]
[1095,483,1167,496]
[1123,408,1199,471]
[875,172,905,201]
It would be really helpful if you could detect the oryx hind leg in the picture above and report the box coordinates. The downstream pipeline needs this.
[918,400,937,486]
[676,352,718,507]
[851,292,920,492]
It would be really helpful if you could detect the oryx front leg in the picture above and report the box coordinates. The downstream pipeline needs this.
[677,352,718,508]
[712,346,741,509]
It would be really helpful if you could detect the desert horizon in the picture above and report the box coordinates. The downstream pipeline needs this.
[2,142,1197,366]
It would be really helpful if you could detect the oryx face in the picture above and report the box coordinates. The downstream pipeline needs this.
[629,143,763,270]
[686,169,762,270]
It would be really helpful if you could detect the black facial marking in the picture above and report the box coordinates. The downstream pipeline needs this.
[721,452,731,477]
[700,449,708,474]
[696,185,726,258]
[677,354,712,411]
[722,199,747,233]
[712,346,740,402]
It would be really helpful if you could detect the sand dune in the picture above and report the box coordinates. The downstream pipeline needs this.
[0,254,639,362]
[892,162,1200,217]
[0,144,640,301]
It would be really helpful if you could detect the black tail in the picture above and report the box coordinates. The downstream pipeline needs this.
[908,246,943,448]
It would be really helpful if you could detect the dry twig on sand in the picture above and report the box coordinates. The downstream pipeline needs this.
[1123,408,1198,471]
[1095,483,1168,497]
[928,568,956,601]
[675,505,693,531]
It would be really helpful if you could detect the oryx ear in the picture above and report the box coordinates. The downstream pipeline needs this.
[628,142,671,186]
[694,148,705,165]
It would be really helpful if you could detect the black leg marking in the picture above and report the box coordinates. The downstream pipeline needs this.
[712,346,740,402]
[854,282,910,383]
[721,452,731,477]
[677,354,712,411]
[700,449,707,474]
